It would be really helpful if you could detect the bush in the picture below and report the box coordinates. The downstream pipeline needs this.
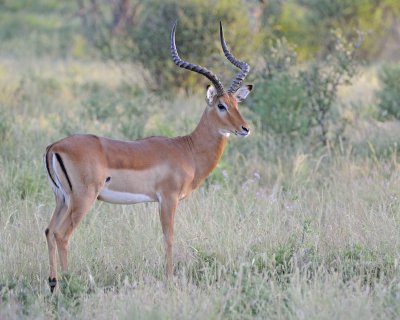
[250,30,362,146]
[377,64,400,120]
[279,0,399,60]
[250,39,311,144]
[85,0,255,93]
[252,73,309,143]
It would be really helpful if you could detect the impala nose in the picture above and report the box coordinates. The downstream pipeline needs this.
[241,125,250,136]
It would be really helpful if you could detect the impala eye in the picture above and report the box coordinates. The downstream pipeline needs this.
[217,103,227,111]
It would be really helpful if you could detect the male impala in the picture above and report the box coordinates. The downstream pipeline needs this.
[44,21,253,292]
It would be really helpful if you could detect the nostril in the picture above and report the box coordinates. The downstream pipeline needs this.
[241,125,249,133]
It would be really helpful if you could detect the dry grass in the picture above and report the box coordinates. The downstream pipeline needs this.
[1,20,400,320]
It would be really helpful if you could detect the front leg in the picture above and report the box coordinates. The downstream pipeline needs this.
[158,193,179,278]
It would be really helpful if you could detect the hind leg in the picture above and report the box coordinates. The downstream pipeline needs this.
[45,193,69,292]
[54,189,98,274]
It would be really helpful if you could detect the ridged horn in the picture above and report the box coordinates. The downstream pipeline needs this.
[219,21,250,93]
[170,21,225,96]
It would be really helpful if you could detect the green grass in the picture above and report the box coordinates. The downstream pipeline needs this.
[1,65,399,317]
[1,1,400,319]
[1,159,400,319]
[0,0,85,59]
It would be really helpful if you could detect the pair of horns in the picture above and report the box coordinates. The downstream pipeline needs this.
[170,21,250,96]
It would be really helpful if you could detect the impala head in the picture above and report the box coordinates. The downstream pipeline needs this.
[170,21,253,137]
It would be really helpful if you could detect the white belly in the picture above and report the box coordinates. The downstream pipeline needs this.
[98,187,155,204]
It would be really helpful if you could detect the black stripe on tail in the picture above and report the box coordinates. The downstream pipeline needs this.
[55,153,73,191]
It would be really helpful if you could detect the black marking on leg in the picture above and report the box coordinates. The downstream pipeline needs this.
[106,176,111,182]
[55,153,73,191]
[45,228,49,237]
[48,277,57,293]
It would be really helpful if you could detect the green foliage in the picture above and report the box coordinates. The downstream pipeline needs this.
[91,0,254,93]
[79,81,153,139]
[332,244,395,285]
[300,31,362,145]
[223,267,271,317]
[5,161,44,201]
[1,2,400,319]
[294,0,399,59]
[377,64,400,119]
[0,0,80,58]
[0,107,12,146]
[250,39,310,143]
[13,167,40,200]
[59,273,86,301]
[297,0,362,57]
[258,0,400,60]
[251,30,362,146]
[0,278,35,316]
[253,74,310,143]
[48,273,86,316]
[189,250,220,285]
[271,244,296,278]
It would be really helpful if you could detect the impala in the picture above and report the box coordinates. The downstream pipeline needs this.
[44,21,253,292]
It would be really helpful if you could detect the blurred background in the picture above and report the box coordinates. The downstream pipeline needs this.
[1,0,399,153]
[0,0,399,197]
[1,2,400,317]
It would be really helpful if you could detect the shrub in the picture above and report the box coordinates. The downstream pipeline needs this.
[282,0,399,60]
[83,0,255,93]
[377,64,400,120]
[250,30,362,146]
[250,39,310,144]
[252,73,310,143]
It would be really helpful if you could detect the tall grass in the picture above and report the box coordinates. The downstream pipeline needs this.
[0,55,400,319]
[1,2,400,319]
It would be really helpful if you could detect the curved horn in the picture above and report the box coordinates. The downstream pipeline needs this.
[170,21,225,96]
[219,21,250,93]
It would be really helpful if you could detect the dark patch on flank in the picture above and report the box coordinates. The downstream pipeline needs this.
[45,228,49,237]
[55,153,73,191]
[106,176,111,182]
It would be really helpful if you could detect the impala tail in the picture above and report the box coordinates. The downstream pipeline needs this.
[44,145,72,201]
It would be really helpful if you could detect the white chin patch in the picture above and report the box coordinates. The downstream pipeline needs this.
[98,187,154,204]
[219,129,231,137]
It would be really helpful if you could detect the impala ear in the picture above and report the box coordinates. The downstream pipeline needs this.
[234,85,253,102]
[206,85,217,106]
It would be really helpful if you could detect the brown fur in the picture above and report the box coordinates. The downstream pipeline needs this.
[44,87,251,292]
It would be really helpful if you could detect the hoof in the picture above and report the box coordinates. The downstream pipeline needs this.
[48,277,57,293]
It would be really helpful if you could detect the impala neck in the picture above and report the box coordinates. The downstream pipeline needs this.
[187,109,228,186]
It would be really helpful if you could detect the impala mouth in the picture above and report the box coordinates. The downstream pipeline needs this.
[220,129,250,137]
[235,130,250,137]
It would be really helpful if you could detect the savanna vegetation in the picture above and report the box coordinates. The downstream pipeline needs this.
[0,0,400,319]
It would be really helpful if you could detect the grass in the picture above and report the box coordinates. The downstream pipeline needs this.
[1,1,400,319]
[1,165,400,319]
